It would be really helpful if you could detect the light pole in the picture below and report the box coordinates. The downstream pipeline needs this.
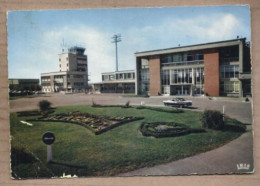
[112,34,122,72]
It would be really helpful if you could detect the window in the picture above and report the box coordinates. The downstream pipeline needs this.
[195,53,204,60]
[66,57,68,61]
[220,65,239,79]
[141,58,149,69]
[125,73,131,79]
[73,75,84,78]
[161,70,170,85]
[187,54,194,61]
[117,73,123,79]
[220,81,240,93]
[74,82,84,86]
[109,75,115,80]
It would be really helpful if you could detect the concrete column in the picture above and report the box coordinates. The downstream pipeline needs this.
[135,58,139,95]
[239,41,243,73]
[239,80,243,97]
[192,68,195,85]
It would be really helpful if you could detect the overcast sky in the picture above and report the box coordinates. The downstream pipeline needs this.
[8,5,250,83]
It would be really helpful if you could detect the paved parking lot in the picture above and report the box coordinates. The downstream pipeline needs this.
[10,93,252,123]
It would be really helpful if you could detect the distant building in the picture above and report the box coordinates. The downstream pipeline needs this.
[92,70,135,93]
[9,79,40,91]
[41,46,88,93]
[135,38,251,97]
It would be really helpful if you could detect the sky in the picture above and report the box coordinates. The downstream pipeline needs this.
[7,5,251,83]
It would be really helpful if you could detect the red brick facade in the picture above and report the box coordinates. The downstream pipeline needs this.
[149,55,161,96]
[204,51,220,96]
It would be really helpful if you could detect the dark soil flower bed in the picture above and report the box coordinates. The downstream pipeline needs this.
[28,111,143,135]
[140,122,205,138]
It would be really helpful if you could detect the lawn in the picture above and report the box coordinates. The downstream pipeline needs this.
[10,105,245,178]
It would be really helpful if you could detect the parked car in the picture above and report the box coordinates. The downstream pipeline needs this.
[163,97,192,108]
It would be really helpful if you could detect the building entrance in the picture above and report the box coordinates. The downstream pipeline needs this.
[171,85,191,95]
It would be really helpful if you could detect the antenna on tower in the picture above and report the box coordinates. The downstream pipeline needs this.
[112,34,122,72]
[60,38,67,53]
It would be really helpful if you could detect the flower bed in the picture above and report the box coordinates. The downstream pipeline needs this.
[28,111,143,135]
[140,122,205,138]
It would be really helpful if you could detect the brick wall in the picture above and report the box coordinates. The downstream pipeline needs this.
[204,51,220,96]
[149,55,161,96]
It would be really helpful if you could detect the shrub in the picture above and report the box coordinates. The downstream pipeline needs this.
[38,100,51,111]
[201,110,224,130]
[124,101,130,108]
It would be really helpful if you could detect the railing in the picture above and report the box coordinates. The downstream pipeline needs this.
[161,60,204,67]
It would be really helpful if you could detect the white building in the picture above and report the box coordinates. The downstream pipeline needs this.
[41,46,88,93]
[92,70,135,93]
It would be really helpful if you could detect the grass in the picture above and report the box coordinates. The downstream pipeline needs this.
[121,94,148,98]
[10,105,246,178]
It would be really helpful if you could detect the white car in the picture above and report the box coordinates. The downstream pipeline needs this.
[163,97,192,108]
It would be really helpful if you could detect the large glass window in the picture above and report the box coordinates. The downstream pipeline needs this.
[138,67,150,94]
[220,65,239,79]
[220,81,240,93]
[219,45,239,63]
[171,68,193,84]
[161,69,170,85]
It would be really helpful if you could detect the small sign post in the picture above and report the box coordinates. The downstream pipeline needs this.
[42,132,55,163]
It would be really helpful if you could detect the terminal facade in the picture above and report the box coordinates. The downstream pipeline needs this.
[135,38,251,97]
[41,46,88,93]
[93,70,135,93]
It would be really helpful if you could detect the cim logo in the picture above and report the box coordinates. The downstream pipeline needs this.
[237,163,250,170]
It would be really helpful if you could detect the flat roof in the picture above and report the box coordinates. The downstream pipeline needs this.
[8,78,39,81]
[135,38,246,57]
[102,70,135,75]
[41,71,87,76]
[92,80,135,85]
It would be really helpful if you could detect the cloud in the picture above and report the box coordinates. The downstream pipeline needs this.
[168,14,242,42]
[8,11,249,83]
[124,13,246,51]
[32,26,117,83]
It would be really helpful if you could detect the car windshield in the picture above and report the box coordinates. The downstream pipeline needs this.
[177,98,185,101]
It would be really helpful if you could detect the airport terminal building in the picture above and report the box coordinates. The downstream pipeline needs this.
[92,70,135,93]
[41,46,88,93]
[135,38,251,97]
